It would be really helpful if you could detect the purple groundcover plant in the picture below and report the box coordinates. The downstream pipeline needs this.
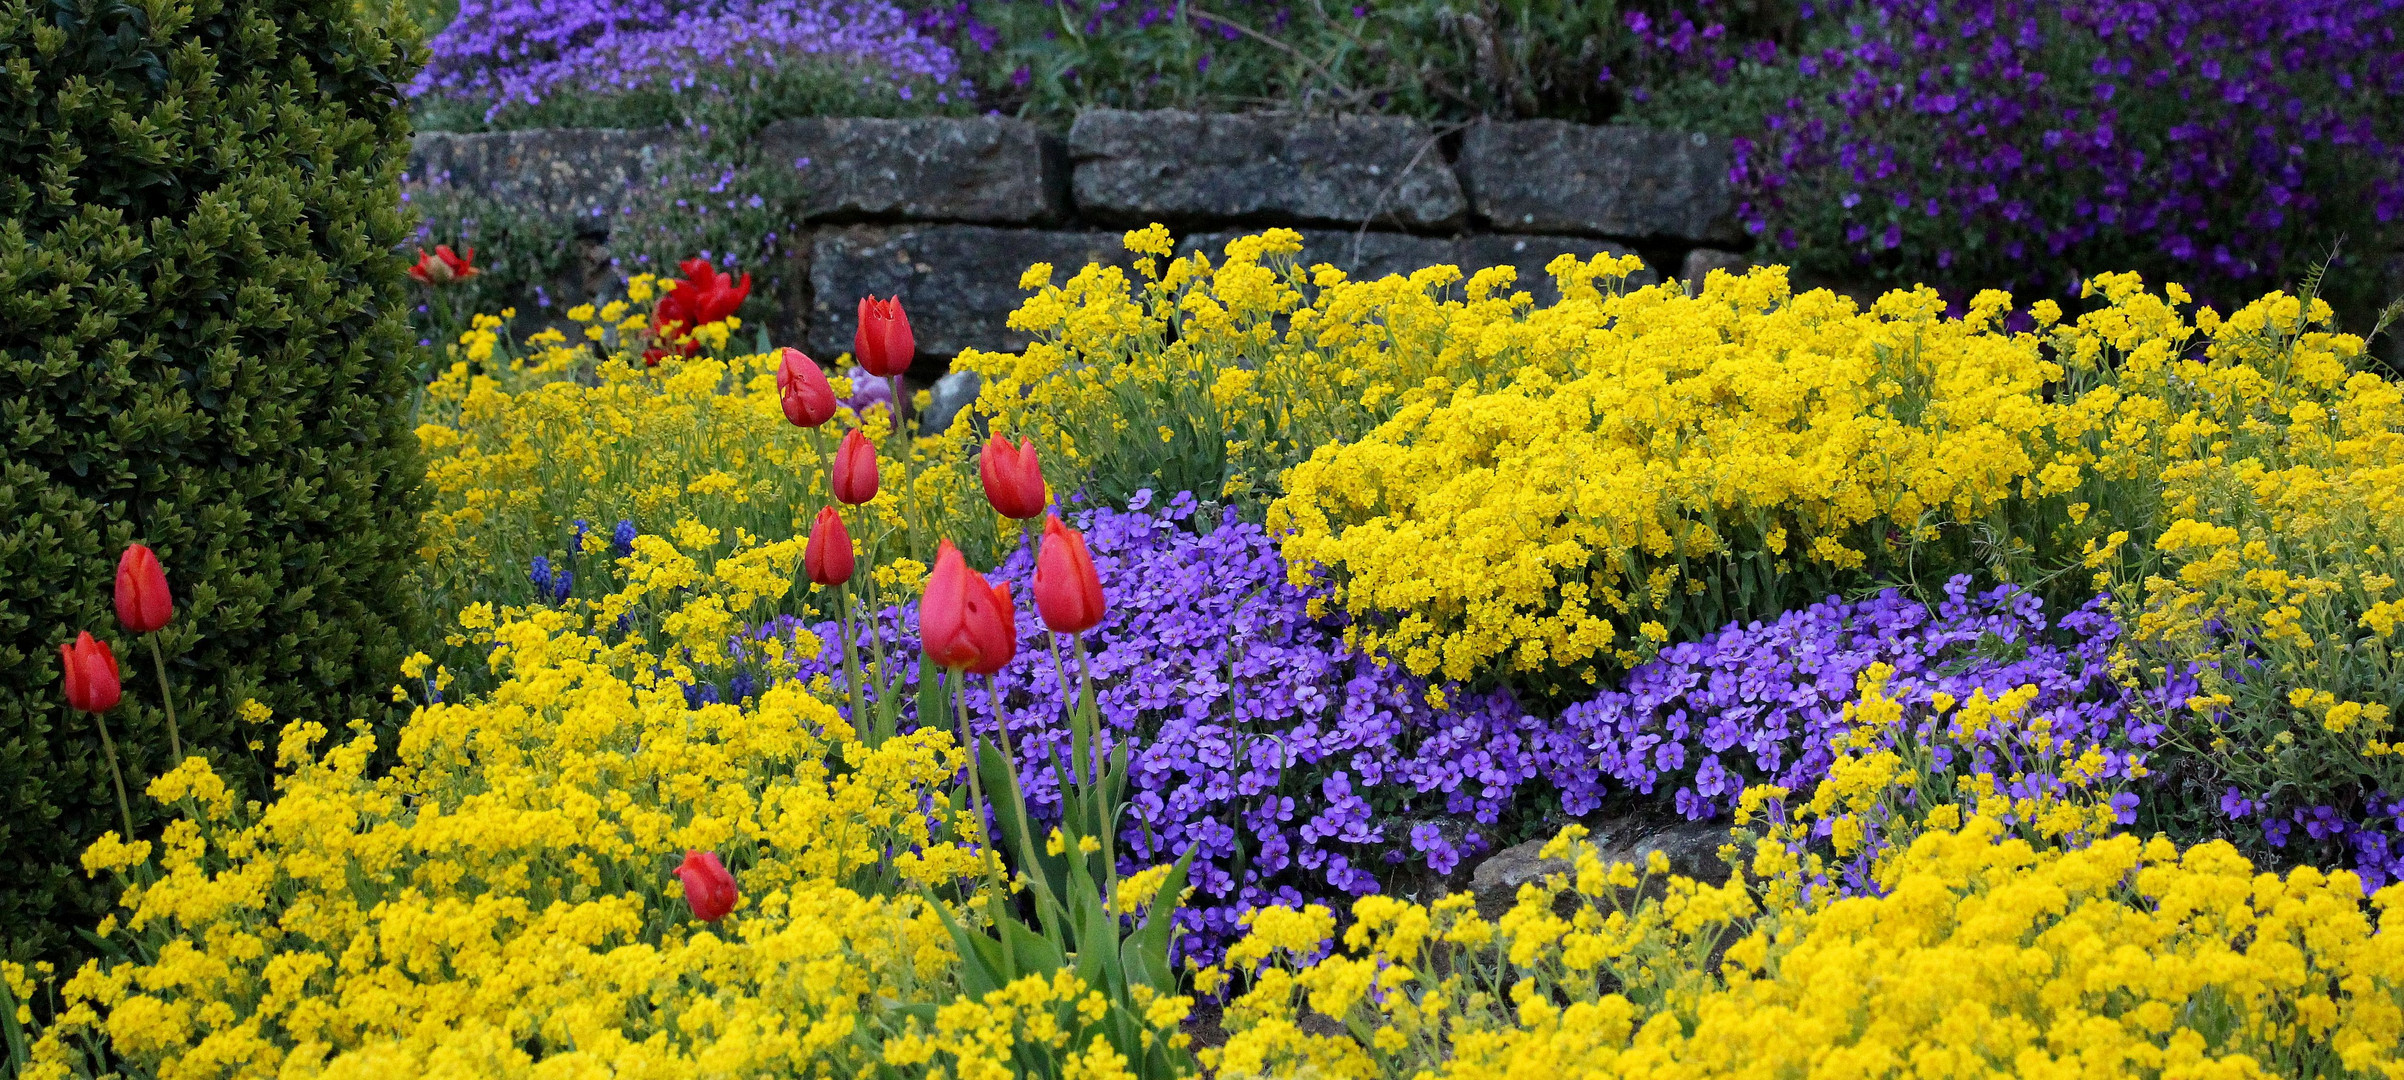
[1631,0,2404,305]
[412,0,965,121]
[729,495,2164,961]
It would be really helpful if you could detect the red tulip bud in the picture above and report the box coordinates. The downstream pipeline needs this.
[115,544,172,634]
[831,429,879,505]
[777,347,838,428]
[1034,515,1108,635]
[965,580,1018,676]
[804,506,854,587]
[59,632,121,714]
[978,436,1048,520]
[921,541,984,671]
[673,850,739,922]
[854,295,915,378]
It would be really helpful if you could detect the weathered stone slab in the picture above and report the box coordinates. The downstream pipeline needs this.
[1461,121,1738,243]
[1469,817,1732,918]
[760,116,1065,224]
[806,225,1135,362]
[406,129,681,225]
[1679,247,1751,294]
[1178,230,1659,302]
[1071,109,1466,229]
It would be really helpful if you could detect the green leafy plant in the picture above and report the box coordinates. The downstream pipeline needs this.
[0,0,427,965]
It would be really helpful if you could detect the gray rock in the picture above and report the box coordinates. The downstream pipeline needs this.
[1461,121,1739,244]
[806,225,1137,361]
[1176,229,1660,303]
[1469,817,1735,917]
[1680,247,1751,294]
[1070,108,1466,229]
[760,116,1066,224]
[920,369,983,437]
[407,129,681,225]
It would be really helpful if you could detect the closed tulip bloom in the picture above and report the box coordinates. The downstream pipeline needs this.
[673,850,738,922]
[115,543,172,634]
[59,632,121,714]
[776,347,837,428]
[803,506,854,587]
[921,540,985,671]
[830,429,878,505]
[978,436,1047,519]
[1034,515,1107,635]
[964,580,1017,676]
[854,295,915,377]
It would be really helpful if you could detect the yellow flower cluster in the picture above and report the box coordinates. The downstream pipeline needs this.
[1269,267,2074,681]
[1210,814,2404,1079]
[2047,276,2404,812]
[412,295,1001,627]
[946,225,1651,509]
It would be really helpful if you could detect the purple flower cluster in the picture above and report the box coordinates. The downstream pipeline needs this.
[411,0,964,121]
[2228,789,2404,890]
[1562,579,2161,824]
[744,496,2164,961]
[1635,0,2404,301]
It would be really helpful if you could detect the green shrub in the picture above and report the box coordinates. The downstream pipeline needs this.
[0,0,426,964]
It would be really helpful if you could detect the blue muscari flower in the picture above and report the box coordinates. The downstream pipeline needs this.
[528,556,553,595]
[727,672,757,703]
[551,568,574,603]
[572,519,590,554]
[612,519,638,556]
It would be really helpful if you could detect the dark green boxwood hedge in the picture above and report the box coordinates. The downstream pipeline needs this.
[0,0,425,963]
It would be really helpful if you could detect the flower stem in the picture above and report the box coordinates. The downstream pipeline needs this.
[84,706,134,839]
[145,634,181,761]
[951,670,1008,962]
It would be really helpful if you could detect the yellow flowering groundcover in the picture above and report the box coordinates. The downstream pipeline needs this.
[15,228,2404,1079]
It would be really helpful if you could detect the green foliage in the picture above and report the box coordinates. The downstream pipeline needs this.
[0,0,427,964]
[964,0,1632,122]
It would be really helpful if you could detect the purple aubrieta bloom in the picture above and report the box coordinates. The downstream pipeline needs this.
[411,0,966,122]
[760,500,2159,962]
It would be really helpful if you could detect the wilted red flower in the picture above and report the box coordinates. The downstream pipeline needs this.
[652,257,752,346]
[115,544,172,635]
[854,296,915,377]
[673,850,739,922]
[407,244,480,285]
[59,632,121,714]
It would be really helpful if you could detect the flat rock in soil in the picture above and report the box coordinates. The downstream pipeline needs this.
[1469,816,1735,918]
[806,225,1137,363]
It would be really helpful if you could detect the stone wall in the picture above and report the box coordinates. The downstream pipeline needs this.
[407,109,1748,371]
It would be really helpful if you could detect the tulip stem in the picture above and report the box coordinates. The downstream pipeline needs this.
[951,672,1009,966]
[1071,632,1115,880]
[83,706,134,839]
[145,635,182,761]
[837,581,867,741]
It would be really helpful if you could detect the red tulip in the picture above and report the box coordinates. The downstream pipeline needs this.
[804,506,854,587]
[59,632,121,714]
[978,436,1047,520]
[831,429,878,505]
[854,296,915,377]
[777,347,838,428]
[673,850,739,922]
[652,257,753,347]
[407,244,480,285]
[922,541,985,671]
[115,544,172,634]
[1034,515,1107,635]
[964,580,1018,677]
